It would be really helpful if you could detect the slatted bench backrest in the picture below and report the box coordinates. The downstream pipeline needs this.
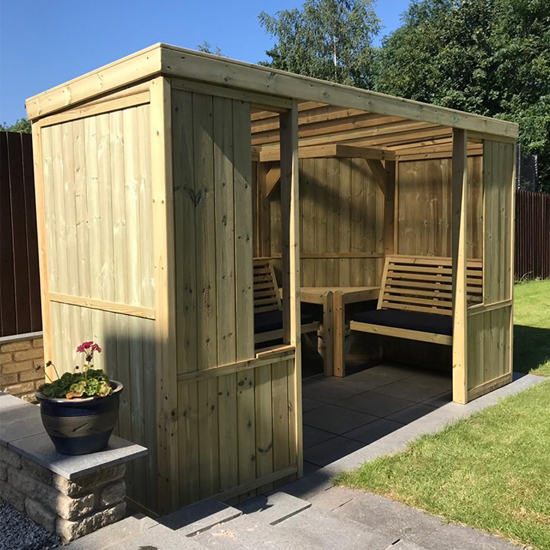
[253,258,282,314]
[378,256,483,316]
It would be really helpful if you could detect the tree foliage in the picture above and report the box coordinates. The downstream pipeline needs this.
[0,118,31,133]
[196,41,224,56]
[374,0,550,191]
[259,0,380,88]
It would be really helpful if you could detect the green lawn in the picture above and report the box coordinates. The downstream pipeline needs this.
[337,280,550,549]
[514,279,550,376]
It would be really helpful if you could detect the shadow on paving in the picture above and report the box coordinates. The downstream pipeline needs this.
[301,362,453,469]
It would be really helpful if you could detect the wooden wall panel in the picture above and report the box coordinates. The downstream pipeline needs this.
[49,303,158,512]
[40,104,157,512]
[397,156,483,259]
[173,87,295,506]
[467,306,512,400]
[464,139,514,402]
[483,141,515,304]
[41,106,155,308]
[262,157,384,286]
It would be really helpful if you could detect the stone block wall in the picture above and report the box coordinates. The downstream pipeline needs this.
[0,332,44,401]
[0,446,126,543]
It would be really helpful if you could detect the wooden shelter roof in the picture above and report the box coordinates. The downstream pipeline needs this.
[26,43,518,156]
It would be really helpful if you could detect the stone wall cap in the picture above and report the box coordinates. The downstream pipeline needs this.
[8,432,148,480]
[0,396,45,447]
[0,392,147,480]
[0,331,43,345]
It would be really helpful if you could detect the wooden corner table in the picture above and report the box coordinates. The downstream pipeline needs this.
[300,286,380,378]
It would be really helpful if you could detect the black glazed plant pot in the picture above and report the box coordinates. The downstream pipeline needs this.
[36,381,123,456]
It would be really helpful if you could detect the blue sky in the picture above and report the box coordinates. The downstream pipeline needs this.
[0,0,410,124]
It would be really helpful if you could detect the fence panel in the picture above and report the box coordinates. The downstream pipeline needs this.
[515,190,550,280]
[0,131,42,337]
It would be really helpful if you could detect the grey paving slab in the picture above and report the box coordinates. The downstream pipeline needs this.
[302,379,366,404]
[421,391,453,407]
[302,396,325,412]
[306,486,358,511]
[8,431,147,479]
[303,460,321,475]
[305,435,365,467]
[198,507,395,550]
[0,401,45,446]
[334,492,444,545]
[194,515,259,549]
[66,513,158,550]
[159,498,242,535]
[387,403,439,424]
[0,392,27,412]
[237,492,311,526]
[117,524,205,550]
[277,505,397,550]
[303,403,377,435]
[372,375,452,402]
[344,418,405,444]
[355,364,418,385]
[281,468,337,501]
[303,425,337,449]
[333,374,387,393]
[391,541,430,550]
[337,391,416,417]
[419,522,524,550]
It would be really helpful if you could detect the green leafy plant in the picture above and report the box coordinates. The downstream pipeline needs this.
[37,341,113,399]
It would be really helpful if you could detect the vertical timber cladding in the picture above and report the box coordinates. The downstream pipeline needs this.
[39,105,158,512]
[397,156,483,259]
[266,157,385,287]
[172,86,298,507]
[466,140,515,401]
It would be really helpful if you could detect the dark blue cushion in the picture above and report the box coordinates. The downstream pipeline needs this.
[352,309,452,336]
[255,310,317,334]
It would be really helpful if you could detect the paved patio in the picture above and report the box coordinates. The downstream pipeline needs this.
[302,363,452,468]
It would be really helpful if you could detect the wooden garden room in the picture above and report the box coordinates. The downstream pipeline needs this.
[26,43,517,517]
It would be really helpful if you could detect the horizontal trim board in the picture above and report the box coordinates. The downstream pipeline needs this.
[164,45,518,137]
[26,45,162,120]
[468,372,513,401]
[171,78,292,111]
[396,150,483,162]
[215,465,298,503]
[38,91,150,128]
[49,292,156,320]
[28,44,518,140]
[177,346,296,382]
[467,299,513,316]
[350,320,453,345]
[270,253,384,259]
[259,143,396,162]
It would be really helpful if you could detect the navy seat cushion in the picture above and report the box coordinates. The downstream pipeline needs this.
[352,309,452,336]
[255,310,316,334]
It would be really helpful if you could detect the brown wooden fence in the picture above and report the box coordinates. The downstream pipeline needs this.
[0,131,42,337]
[515,190,550,280]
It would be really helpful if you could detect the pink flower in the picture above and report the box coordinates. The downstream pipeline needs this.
[76,341,102,357]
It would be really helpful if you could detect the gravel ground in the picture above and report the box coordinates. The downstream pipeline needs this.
[0,502,60,550]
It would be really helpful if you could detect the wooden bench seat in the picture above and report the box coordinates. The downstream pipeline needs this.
[253,258,319,346]
[350,255,482,346]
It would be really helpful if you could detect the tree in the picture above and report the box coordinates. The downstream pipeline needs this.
[196,41,224,56]
[0,118,31,133]
[374,0,550,192]
[259,0,381,89]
